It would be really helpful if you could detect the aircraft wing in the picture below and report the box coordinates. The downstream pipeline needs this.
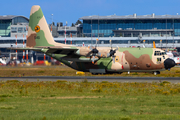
[37,46,79,55]
[10,46,79,54]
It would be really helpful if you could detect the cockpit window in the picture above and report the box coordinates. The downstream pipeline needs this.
[154,51,166,56]
[162,52,167,55]
[154,51,160,56]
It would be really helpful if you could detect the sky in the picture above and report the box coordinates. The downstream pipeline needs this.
[1,0,180,26]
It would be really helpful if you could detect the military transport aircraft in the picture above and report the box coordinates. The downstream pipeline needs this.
[14,5,176,75]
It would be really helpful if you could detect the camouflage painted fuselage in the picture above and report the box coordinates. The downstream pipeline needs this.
[23,5,173,74]
[48,47,168,74]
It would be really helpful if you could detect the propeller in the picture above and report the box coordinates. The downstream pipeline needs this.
[87,39,101,64]
[107,40,119,63]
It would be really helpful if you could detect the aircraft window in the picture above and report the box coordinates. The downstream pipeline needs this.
[162,52,165,55]
[157,51,160,55]
[154,51,161,56]
[157,58,161,61]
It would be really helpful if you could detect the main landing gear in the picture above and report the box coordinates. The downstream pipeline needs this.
[153,71,160,75]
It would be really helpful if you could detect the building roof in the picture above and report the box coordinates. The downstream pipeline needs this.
[0,15,29,21]
[80,14,180,20]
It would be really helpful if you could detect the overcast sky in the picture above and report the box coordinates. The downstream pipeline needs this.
[1,0,180,25]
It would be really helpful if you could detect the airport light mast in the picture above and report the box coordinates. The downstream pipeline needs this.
[51,14,53,35]
[23,34,25,61]
[50,13,54,61]
[26,26,28,62]
[15,35,17,60]
[65,21,67,44]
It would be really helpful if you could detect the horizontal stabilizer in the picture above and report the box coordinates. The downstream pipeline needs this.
[9,47,42,52]
[62,58,99,62]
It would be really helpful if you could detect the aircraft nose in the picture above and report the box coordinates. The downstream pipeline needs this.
[164,58,176,70]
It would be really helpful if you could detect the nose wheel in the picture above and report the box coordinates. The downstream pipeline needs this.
[153,71,160,75]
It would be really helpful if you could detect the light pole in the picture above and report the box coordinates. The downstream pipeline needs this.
[51,14,53,34]
[51,14,53,23]
[166,14,167,49]
[65,21,67,44]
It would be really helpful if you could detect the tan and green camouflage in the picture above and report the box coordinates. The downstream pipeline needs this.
[24,5,175,74]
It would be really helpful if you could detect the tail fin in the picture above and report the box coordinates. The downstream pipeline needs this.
[27,5,65,48]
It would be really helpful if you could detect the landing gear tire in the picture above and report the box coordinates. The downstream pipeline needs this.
[153,71,160,75]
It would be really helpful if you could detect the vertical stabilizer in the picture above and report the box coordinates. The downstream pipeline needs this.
[26,5,67,48]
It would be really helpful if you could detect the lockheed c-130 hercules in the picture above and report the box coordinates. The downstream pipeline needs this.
[14,5,176,75]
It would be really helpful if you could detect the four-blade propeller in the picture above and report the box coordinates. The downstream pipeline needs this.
[106,40,119,63]
[87,39,118,64]
[87,39,101,63]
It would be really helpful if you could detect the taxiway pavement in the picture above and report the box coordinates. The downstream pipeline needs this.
[0,76,180,83]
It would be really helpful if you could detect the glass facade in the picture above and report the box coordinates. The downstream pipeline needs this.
[12,17,28,25]
[54,39,180,45]
[0,39,26,44]
[0,38,179,45]
[0,16,28,37]
[83,19,180,37]
[0,20,11,37]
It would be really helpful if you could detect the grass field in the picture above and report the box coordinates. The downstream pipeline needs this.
[0,65,180,77]
[0,66,180,119]
[1,80,180,120]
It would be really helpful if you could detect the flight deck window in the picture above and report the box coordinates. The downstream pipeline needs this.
[162,52,166,55]
[154,51,161,56]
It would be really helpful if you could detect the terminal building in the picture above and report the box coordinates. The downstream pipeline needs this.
[80,13,180,37]
[80,14,180,48]
[0,15,29,37]
[1,13,180,63]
